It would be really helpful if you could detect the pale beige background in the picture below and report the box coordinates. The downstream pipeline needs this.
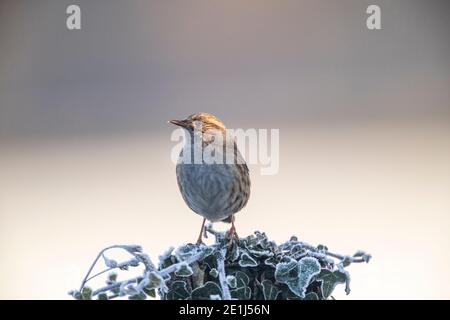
[1,0,449,299]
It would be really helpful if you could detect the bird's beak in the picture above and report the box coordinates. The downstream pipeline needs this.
[168,119,189,128]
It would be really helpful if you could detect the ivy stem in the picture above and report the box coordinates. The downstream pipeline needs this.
[79,245,124,292]
[92,250,206,297]
[217,248,231,300]
[79,244,146,292]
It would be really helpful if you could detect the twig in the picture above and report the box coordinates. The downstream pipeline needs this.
[79,245,123,291]
[159,250,206,277]
[91,249,206,297]
[85,258,139,283]
[217,248,231,300]
[79,244,146,292]
[282,240,371,264]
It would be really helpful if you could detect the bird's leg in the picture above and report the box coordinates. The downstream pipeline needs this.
[226,215,239,240]
[196,218,207,244]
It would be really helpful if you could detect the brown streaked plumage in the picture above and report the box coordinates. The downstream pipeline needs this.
[169,113,250,243]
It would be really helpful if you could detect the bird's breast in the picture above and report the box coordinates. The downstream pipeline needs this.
[176,162,249,222]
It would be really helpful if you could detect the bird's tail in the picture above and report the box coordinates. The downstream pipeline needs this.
[221,215,232,223]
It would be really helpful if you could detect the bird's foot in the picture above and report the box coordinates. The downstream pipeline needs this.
[225,215,239,243]
[195,218,207,245]
[196,236,204,245]
[225,226,239,242]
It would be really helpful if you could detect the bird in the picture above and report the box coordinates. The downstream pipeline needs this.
[169,113,251,244]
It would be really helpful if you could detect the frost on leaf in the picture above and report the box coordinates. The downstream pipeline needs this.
[317,269,348,298]
[175,244,200,261]
[102,255,118,268]
[304,292,319,300]
[191,282,222,300]
[175,263,194,277]
[166,281,190,300]
[71,229,370,300]
[97,293,108,300]
[230,271,251,300]
[128,292,146,300]
[275,256,321,298]
[201,246,215,258]
[80,287,92,300]
[147,272,164,290]
[264,256,278,267]
[226,275,237,288]
[239,252,258,267]
[122,245,143,253]
[261,280,281,300]
[209,268,219,278]
[274,257,298,283]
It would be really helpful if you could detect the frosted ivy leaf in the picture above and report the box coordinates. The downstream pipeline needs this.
[264,256,278,267]
[147,271,164,290]
[238,252,258,267]
[226,275,237,288]
[201,246,215,257]
[159,246,174,261]
[128,292,146,300]
[296,257,321,296]
[175,244,201,261]
[191,282,222,300]
[97,293,108,300]
[303,292,319,300]
[274,257,298,283]
[230,271,251,300]
[175,262,194,277]
[102,255,118,268]
[248,248,273,258]
[69,290,82,300]
[166,281,190,300]
[275,257,321,298]
[80,287,92,300]
[209,268,219,278]
[125,284,139,295]
[317,269,348,298]
[127,258,140,267]
[261,280,281,300]
[107,272,117,283]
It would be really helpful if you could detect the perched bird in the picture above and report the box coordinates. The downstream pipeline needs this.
[169,113,251,243]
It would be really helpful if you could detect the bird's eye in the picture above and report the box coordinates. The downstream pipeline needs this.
[192,120,203,130]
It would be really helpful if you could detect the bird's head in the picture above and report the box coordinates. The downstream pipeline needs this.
[169,113,226,134]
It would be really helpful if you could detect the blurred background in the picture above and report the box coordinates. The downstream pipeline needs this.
[0,0,449,299]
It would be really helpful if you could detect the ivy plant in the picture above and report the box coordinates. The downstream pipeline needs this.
[70,225,371,300]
